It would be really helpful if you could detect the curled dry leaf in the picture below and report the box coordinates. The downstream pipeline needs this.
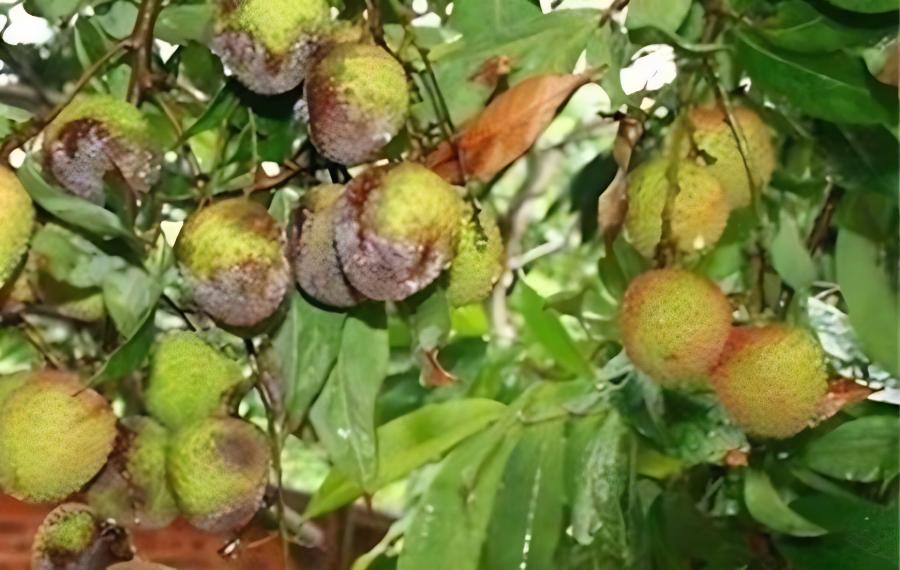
[724,448,749,468]
[420,348,456,387]
[597,116,643,247]
[815,377,876,423]
[469,55,513,90]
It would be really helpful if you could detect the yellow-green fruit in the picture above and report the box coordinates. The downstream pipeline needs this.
[176,198,291,328]
[212,0,332,94]
[168,417,271,533]
[306,43,410,165]
[0,372,28,409]
[32,503,132,570]
[688,105,775,210]
[87,416,179,529]
[145,332,245,429]
[619,269,732,389]
[624,158,730,257]
[712,325,827,439]
[43,94,161,203]
[0,371,117,502]
[447,205,504,307]
[36,271,106,322]
[0,166,35,289]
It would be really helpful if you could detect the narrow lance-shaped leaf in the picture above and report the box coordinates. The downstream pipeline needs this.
[743,468,827,537]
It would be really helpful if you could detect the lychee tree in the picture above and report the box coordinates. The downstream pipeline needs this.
[0,0,896,569]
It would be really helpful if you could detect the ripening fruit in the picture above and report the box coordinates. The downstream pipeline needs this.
[305,43,410,165]
[0,371,117,502]
[168,417,271,533]
[144,332,245,430]
[0,167,35,289]
[211,0,332,94]
[447,204,504,307]
[624,158,729,257]
[31,503,131,570]
[289,184,362,307]
[87,417,179,529]
[712,325,828,439]
[176,198,291,328]
[335,162,465,301]
[688,105,775,209]
[619,269,732,389]
[43,94,161,204]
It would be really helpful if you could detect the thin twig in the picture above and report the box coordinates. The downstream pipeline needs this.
[161,294,198,332]
[599,0,630,26]
[152,93,203,179]
[365,0,386,48]
[127,0,164,105]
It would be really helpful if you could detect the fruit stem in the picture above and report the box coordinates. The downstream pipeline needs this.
[126,0,164,105]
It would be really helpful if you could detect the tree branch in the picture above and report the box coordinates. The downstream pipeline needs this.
[127,0,164,105]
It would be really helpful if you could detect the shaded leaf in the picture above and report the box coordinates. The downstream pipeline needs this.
[817,123,899,199]
[805,416,899,482]
[154,4,214,45]
[743,468,827,537]
[449,0,541,38]
[771,211,816,292]
[759,0,894,54]
[90,310,156,387]
[626,0,692,34]
[519,279,592,378]
[822,0,899,13]
[0,328,41,375]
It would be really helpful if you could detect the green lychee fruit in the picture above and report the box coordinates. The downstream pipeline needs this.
[31,503,132,570]
[624,158,730,258]
[43,94,161,204]
[35,271,106,322]
[0,371,117,502]
[211,0,332,94]
[87,416,179,529]
[144,332,246,430]
[176,198,291,328]
[167,417,271,533]
[447,204,504,307]
[335,162,464,301]
[288,184,362,307]
[712,325,827,439]
[688,105,775,210]
[619,269,732,389]
[0,166,35,289]
[305,43,410,165]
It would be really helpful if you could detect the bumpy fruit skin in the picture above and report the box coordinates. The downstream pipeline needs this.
[145,332,245,429]
[211,0,331,94]
[624,158,729,257]
[168,417,271,533]
[619,269,732,389]
[0,371,117,502]
[87,417,179,529]
[289,184,362,307]
[0,372,28,410]
[0,167,35,289]
[32,503,132,570]
[335,163,464,301]
[176,198,291,328]
[447,204,504,307]
[688,105,775,210]
[712,325,827,439]
[306,43,410,165]
[43,94,161,204]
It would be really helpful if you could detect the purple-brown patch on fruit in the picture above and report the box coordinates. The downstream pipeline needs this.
[186,258,290,328]
[210,30,319,95]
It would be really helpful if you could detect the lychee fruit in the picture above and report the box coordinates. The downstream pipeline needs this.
[43,94,161,204]
[305,43,410,165]
[619,269,732,389]
[144,331,246,430]
[0,371,117,502]
[712,325,828,439]
[167,417,271,533]
[211,0,332,94]
[175,198,291,328]
[35,271,106,322]
[0,166,35,289]
[447,204,504,307]
[334,162,464,301]
[31,503,132,570]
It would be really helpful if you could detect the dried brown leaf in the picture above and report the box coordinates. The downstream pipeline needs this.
[597,117,643,247]
[816,378,875,422]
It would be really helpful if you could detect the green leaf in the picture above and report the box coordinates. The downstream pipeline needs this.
[759,1,894,54]
[519,280,592,378]
[449,0,541,38]
[411,287,451,351]
[24,0,81,21]
[155,4,215,45]
[664,392,748,467]
[182,87,240,141]
[804,416,900,482]
[743,468,827,537]
[484,419,566,570]
[102,266,161,337]
[95,1,138,40]
[822,0,899,13]
[736,31,896,125]
[0,328,41,375]
[310,304,389,489]
[0,103,31,140]
[265,292,346,434]
[29,224,125,289]
[817,124,899,199]
[771,211,816,292]
[90,310,156,387]
[305,399,507,518]
[835,229,899,376]
[626,0,692,34]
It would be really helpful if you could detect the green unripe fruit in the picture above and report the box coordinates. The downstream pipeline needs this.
[688,105,775,210]
[43,94,161,204]
[306,43,410,165]
[212,0,332,94]
[32,503,132,570]
[168,417,271,533]
[447,204,504,307]
[145,332,245,429]
[289,184,362,307]
[712,325,827,439]
[36,271,106,322]
[624,158,729,258]
[176,198,291,328]
[0,167,34,289]
[335,163,465,301]
[0,371,117,502]
[87,417,179,529]
[619,269,732,389]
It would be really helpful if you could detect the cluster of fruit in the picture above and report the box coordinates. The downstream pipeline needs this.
[620,268,828,439]
[623,105,775,258]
